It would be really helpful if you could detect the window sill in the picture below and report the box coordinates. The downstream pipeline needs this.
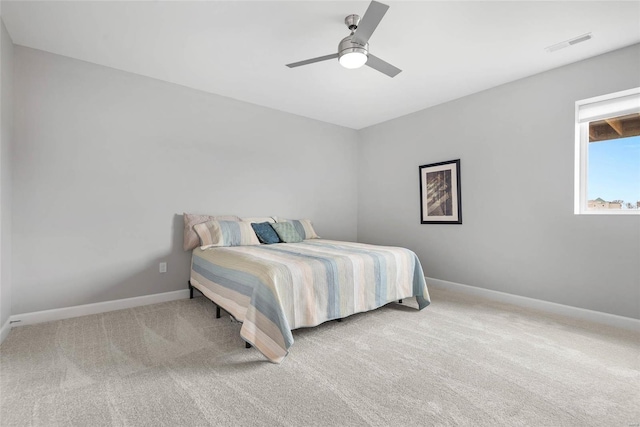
[577,210,640,215]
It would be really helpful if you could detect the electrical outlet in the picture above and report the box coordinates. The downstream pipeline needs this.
[159,262,167,273]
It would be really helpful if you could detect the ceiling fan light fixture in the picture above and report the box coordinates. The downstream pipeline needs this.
[338,34,369,69]
[339,51,368,69]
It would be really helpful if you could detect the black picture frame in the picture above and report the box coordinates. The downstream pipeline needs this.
[419,159,462,224]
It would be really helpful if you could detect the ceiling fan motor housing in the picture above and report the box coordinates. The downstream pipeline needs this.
[338,34,369,60]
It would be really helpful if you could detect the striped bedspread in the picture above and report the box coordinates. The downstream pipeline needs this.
[190,240,430,363]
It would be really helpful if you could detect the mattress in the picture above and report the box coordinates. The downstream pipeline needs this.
[190,239,430,363]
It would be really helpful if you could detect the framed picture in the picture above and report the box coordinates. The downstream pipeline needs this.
[419,159,462,224]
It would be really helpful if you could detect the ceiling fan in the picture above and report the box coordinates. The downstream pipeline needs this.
[286,0,401,78]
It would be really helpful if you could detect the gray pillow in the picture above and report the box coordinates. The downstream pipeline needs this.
[271,222,303,243]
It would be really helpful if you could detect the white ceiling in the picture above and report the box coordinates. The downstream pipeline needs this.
[2,1,640,129]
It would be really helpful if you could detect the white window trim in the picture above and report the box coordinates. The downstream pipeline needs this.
[574,87,640,215]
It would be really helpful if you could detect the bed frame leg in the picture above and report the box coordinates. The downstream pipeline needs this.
[398,299,402,303]
[188,281,193,299]
[215,304,221,319]
[245,342,252,349]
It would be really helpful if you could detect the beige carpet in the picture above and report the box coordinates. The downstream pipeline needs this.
[0,288,638,426]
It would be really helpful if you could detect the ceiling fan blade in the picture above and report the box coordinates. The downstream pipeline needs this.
[286,53,339,68]
[366,54,402,77]
[352,1,389,46]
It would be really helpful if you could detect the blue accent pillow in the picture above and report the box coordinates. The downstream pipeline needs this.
[251,222,281,244]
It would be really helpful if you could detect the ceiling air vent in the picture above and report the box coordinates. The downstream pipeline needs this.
[545,33,593,53]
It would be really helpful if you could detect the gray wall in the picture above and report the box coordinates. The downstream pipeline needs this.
[9,43,640,320]
[0,18,14,329]
[12,46,359,315]
[358,44,640,319]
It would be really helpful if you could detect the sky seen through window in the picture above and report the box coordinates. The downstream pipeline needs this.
[588,135,640,206]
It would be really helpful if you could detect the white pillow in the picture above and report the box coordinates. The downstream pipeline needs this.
[183,213,241,250]
[194,220,260,249]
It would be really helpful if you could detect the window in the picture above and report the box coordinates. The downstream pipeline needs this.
[575,88,640,214]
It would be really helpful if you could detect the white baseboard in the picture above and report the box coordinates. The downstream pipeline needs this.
[9,289,190,327]
[426,277,640,332]
[0,317,11,345]
[6,280,638,332]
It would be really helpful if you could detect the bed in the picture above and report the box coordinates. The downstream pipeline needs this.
[189,239,430,363]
